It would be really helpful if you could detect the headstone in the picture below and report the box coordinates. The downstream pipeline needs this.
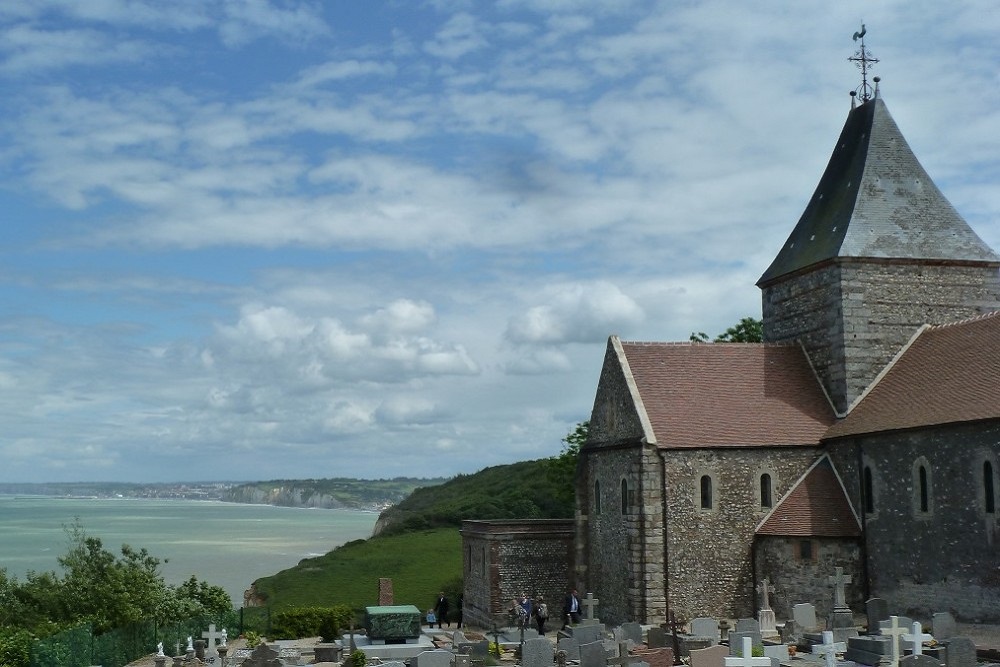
[608,640,642,667]
[944,637,977,667]
[727,631,762,656]
[523,636,555,667]
[621,623,644,646]
[568,624,606,645]
[202,624,223,659]
[880,616,910,667]
[582,593,601,624]
[900,655,941,667]
[779,619,801,644]
[647,627,668,648]
[690,645,729,667]
[762,645,788,664]
[559,636,581,661]
[828,567,853,609]
[634,646,675,667]
[735,619,760,635]
[793,604,819,631]
[580,640,610,667]
[455,654,472,667]
[411,649,454,667]
[314,644,343,663]
[931,613,957,641]
[845,634,893,665]
[679,637,714,657]
[902,622,933,656]
[690,618,721,644]
[194,640,206,661]
[724,637,773,667]
[241,643,282,667]
[813,631,847,667]
[866,598,889,634]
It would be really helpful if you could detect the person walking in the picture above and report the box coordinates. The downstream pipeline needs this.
[433,591,450,628]
[562,589,581,629]
[533,595,549,635]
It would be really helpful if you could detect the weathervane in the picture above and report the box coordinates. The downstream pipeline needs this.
[848,23,879,103]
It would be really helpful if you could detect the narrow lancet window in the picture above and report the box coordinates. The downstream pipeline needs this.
[594,479,601,515]
[863,466,874,514]
[700,475,713,510]
[620,479,629,514]
[760,473,773,508]
[985,461,996,514]
[918,465,929,513]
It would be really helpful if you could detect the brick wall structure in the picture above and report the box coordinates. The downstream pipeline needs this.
[460,519,574,630]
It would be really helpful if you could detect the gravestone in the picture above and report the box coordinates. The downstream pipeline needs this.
[756,580,779,640]
[568,623,606,645]
[621,622,644,646]
[724,637,773,667]
[900,655,941,667]
[762,644,788,665]
[690,645,729,667]
[558,636,581,661]
[580,640,610,667]
[455,654,471,667]
[727,631,762,656]
[734,619,760,635]
[866,598,889,634]
[902,622,932,656]
[314,644,343,663]
[812,631,847,667]
[634,646,674,667]
[931,613,956,641]
[411,649,454,667]
[194,640,206,661]
[944,637,977,667]
[690,618,721,644]
[365,605,422,641]
[793,603,819,631]
[202,624,224,660]
[241,643,282,667]
[827,567,856,642]
[845,634,893,665]
[523,636,555,667]
[647,627,669,648]
[679,637,714,657]
[582,593,601,624]
[779,619,801,644]
[879,616,910,667]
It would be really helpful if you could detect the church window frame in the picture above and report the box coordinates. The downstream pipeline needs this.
[863,465,875,514]
[697,473,715,512]
[979,455,998,516]
[620,478,629,515]
[911,456,934,519]
[594,479,601,515]
[796,539,815,562]
[759,472,773,509]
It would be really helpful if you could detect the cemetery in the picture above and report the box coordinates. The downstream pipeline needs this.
[124,565,998,667]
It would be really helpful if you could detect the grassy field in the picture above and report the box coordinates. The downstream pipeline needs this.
[251,527,463,613]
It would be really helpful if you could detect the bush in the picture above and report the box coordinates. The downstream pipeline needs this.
[270,606,354,640]
[0,629,32,667]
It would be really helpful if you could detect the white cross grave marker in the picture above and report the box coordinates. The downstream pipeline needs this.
[827,567,852,608]
[881,616,908,667]
[724,637,772,667]
[902,622,933,656]
[202,624,223,658]
[813,630,846,667]
[582,593,600,621]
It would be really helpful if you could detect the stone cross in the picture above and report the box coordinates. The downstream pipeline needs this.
[814,630,846,667]
[724,637,772,667]
[607,641,638,667]
[756,579,773,611]
[582,593,600,621]
[902,622,933,656]
[827,567,852,608]
[881,616,909,667]
[202,624,223,658]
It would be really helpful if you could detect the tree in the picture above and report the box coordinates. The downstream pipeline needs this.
[545,421,588,510]
[690,316,763,343]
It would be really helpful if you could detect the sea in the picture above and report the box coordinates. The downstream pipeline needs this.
[0,496,379,606]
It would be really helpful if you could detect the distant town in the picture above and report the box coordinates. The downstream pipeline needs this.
[0,481,237,500]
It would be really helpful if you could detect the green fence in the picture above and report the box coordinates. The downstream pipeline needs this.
[28,610,252,667]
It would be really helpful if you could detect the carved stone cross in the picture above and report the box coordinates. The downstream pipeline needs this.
[827,566,852,608]
[902,622,933,656]
[756,579,773,611]
[813,630,846,667]
[881,616,908,667]
[582,592,600,621]
[723,637,773,667]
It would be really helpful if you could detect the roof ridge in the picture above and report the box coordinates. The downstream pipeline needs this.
[927,309,1000,330]
[619,340,797,347]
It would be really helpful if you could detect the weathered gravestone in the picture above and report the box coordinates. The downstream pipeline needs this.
[411,649,454,667]
[621,622,644,646]
[845,634,893,665]
[944,637,977,667]
[900,654,941,667]
[202,624,224,660]
[735,619,760,635]
[727,631,762,656]
[932,613,957,642]
[454,654,471,667]
[779,619,801,645]
[724,637,773,667]
[523,636,555,667]
[902,622,933,656]
[756,580,779,640]
[763,644,789,666]
[580,640,610,667]
[793,604,819,631]
[568,623,606,645]
[690,618,721,644]
[558,636,581,661]
[647,627,669,649]
[581,593,602,625]
[634,646,673,667]
[866,598,889,634]
[827,567,857,642]
[241,643,282,667]
[690,645,729,667]
[879,616,911,667]
[812,631,847,667]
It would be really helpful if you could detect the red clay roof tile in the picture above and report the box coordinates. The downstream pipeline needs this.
[756,456,861,537]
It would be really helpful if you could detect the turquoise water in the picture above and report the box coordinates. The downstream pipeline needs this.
[0,496,378,606]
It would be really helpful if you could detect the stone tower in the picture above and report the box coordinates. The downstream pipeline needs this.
[757,93,1000,414]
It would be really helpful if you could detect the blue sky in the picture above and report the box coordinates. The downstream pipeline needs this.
[1,1,998,483]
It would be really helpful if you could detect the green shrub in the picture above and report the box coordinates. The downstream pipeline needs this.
[0,629,32,667]
[350,648,368,667]
[244,631,262,648]
[270,606,354,640]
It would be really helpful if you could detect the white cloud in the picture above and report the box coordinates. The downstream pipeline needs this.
[505,281,644,345]
[423,12,488,60]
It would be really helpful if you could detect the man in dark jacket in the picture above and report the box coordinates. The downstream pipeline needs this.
[433,592,450,628]
[562,589,580,629]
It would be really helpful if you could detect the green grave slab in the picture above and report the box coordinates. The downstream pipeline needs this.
[365,605,422,641]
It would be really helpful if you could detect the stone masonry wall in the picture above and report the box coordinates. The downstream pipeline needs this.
[763,261,1000,414]
[460,520,574,630]
[754,536,862,621]
[834,421,1000,622]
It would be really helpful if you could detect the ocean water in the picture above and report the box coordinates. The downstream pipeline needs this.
[0,496,378,606]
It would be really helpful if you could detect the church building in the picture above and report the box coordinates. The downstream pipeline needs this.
[577,73,1000,626]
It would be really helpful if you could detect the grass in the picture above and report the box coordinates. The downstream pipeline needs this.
[251,528,463,613]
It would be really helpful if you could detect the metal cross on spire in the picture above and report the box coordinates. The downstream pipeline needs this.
[848,23,879,103]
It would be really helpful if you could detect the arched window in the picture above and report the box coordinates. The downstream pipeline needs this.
[594,479,601,515]
[621,479,629,514]
[918,465,929,513]
[700,475,713,510]
[985,461,996,514]
[760,473,773,508]
[863,466,874,514]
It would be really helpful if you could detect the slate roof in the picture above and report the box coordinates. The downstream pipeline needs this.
[758,96,1000,287]
[756,456,861,537]
[824,310,1000,440]
[618,341,836,448]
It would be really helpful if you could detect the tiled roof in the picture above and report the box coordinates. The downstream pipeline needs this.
[758,97,999,287]
[619,341,836,448]
[825,311,1000,439]
[756,456,861,537]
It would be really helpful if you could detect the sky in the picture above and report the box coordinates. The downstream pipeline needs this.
[1,1,998,484]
